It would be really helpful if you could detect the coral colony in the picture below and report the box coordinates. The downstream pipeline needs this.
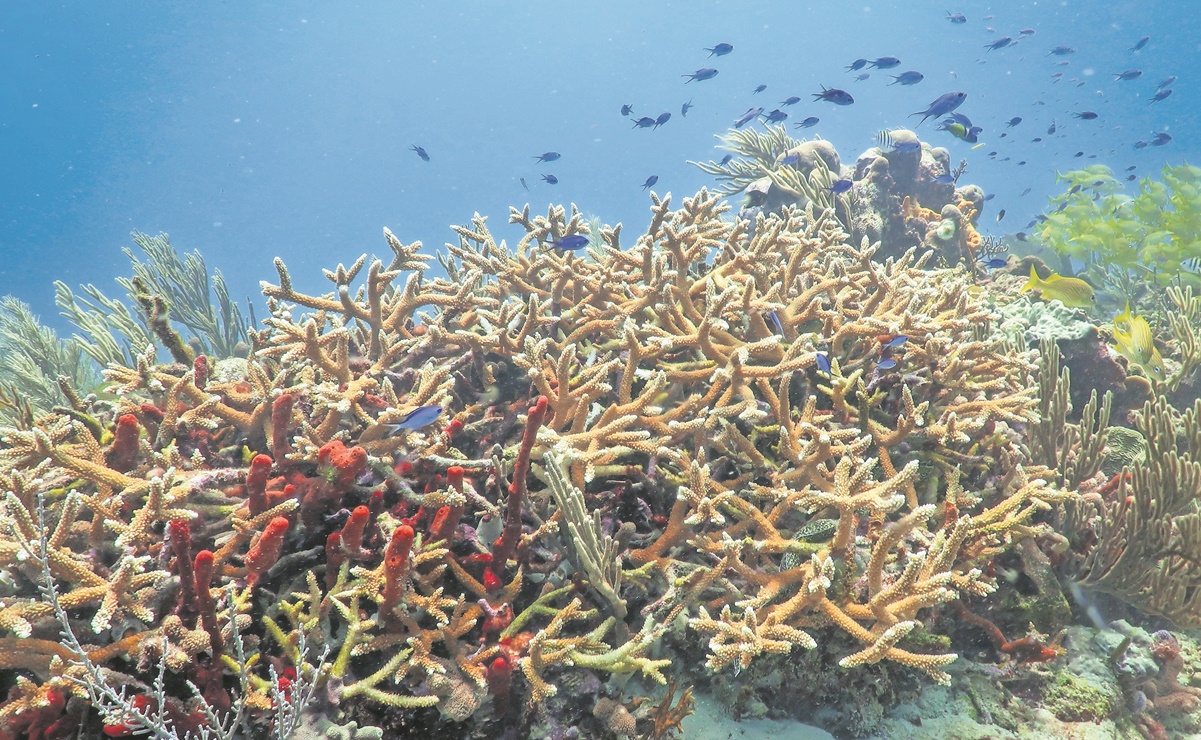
[0,128,1200,739]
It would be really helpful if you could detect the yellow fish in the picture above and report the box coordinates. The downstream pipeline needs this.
[1021,264,1096,308]
[1111,303,1167,382]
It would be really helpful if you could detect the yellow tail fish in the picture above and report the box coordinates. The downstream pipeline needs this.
[1021,265,1096,308]
[1111,302,1167,382]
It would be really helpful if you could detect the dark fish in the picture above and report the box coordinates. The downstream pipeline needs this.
[520,177,529,191]
[814,352,832,374]
[880,335,909,349]
[1130,36,1150,52]
[1032,137,1043,142]
[889,71,925,85]
[1134,140,1149,149]
[1150,89,1173,103]
[683,67,719,83]
[620,104,633,116]
[933,173,956,184]
[1127,174,1137,181]
[795,116,820,128]
[632,116,656,128]
[1020,187,1032,196]
[733,106,764,128]
[892,141,921,153]
[641,175,659,190]
[830,178,853,193]
[1007,117,1023,127]
[1016,232,1029,241]
[946,11,967,24]
[780,96,802,106]
[944,112,973,128]
[383,405,443,434]
[780,152,800,166]
[552,234,590,250]
[1074,151,1084,157]
[1073,111,1099,119]
[541,174,558,184]
[767,310,784,334]
[869,56,902,69]
[654,112,671,128]
[845,58,869,71]
[1047,121,1057,134]
[997,209,1007,222]
[1151,132,1172,146]
[980,257,1008,269]
[753,84,767,94]
[855,73,870,82]
[1126,165,1137,171]
[1157,76,1177,90]
[410,145,430,161]
[876,358,898,370]
[719,154,734,165]
[1048,46,1076,56]
[911,91,967,126]
[681,99,693,117]
[1114,69,1142,81]
[985,36,1014,51]
[706,43,734,57]
[762,109,788,124]
[534,151,560,162]
[813,86,855,105]
[1019,28,1036,37]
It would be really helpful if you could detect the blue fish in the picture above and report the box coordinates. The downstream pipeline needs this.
[1130,36,1149,52]
[632,116,656,129]
[552,234,590,250]
[384,405,444,434]
[814,352,832,374]
[830,178,853,193]
[533,151,560,163]
[753,84,767,94]
[813,86,854,105]
[520,177,529,191]
[733,106,764,128]
[705,43,734,57]
[1158,76,1177,90]
[946,11,967,24]
[762,109,788,124]
[1048,45,1076,56]
[795,116,820,128]
[1006,117,1022,127]
[1047,121,1057,135]
[891,141,921,153]
[880,335,909,349]
[767,310,784,334]
[869,56,901,69]
[620,104,633,116]
[683,67,719,83]
[980,257,1008,269]
[877,358,898,371]
[933,173,956,184]
[889,71,924,85]
[911,92,967,126]
[410,145,430,162]
[1150,89,1173,103]
[780,96,802,106]
[719,154,734,165]
[641,175,659,190]
[780,153,800,166]
[985,36,1013,51]
[654,112,672,128]
[681,100,693,117]
[845,58,868,71]
[1114,69,1142,81]
[542,174,558,184]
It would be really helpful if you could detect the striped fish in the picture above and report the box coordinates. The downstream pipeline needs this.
[1182,256,1201,274]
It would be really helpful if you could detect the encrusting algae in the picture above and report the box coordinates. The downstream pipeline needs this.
[0,133,1200,739]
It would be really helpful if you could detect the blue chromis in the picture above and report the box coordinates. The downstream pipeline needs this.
[1021,265,1096,308]
[814,352,832,374]
[551,234,590,250]
[1111,303,1167,382]
[382,404,444,435]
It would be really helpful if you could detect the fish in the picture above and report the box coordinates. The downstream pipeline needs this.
[1073,111,1099,120]
[1134,140,1149,149]
[880,335,909,349]
[520,177,529,191]
[814,352,832,374]
[876,358,898,370]
[1021,265,1096,308]
[985,36,1014,51]
[1111,303,1166,382]
[551,234,590,250]
[938,122,978,143]
[1151,132,1172,146]
[767,310,784,334]
[533,151,560,163]
[1126,165,1138,171]
[1130,36,1150,52]
[855,73,870,82]
[869,56,902,69]
[1158,76,1177,90]
[382,405,444,434]
[654,112,672,128]
[830,179,853,193]
[762,109,788,124]
[1015,232,1029,241]
[620,104,633,116]
[813,86,855,105]
[1114,69,1143,81]
[980,257,1008,269]
[946,11,967,24]
[1150,89,1173,103]
[1019,28,1036,37]
[932,173,956,184]
[911,91,967,126]
[997,209,1006,222]
[795,116,820,128]
[753,84,767,94]
[889,71,925,85]
[1007,117,1023,127]
[541,174,558,184]
[780,152,800,166]
[719,154,734,166]
[632,116,656,129]
[681,100,694,117]
[1074,151,1084,158]
[733,107,764,128]
[641,175,658,190]
[845,58,868,71]
[1047,120,1057,135]
[410,145,430,161]
[1182,256,1201,274]
[780,96,802,106]
[705,43,734,57]
[1048,45,1077,56]
[683,67,719,83]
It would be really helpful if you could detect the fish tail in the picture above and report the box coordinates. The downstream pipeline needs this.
[1021,264,1042,293]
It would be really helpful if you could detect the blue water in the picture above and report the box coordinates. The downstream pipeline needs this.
[1,2,1194,328]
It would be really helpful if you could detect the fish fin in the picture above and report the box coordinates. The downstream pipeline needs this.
[1021,264,1041,293]
[1114,301,1133,328]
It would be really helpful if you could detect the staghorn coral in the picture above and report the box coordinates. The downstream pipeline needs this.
[0,188,1077,736]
